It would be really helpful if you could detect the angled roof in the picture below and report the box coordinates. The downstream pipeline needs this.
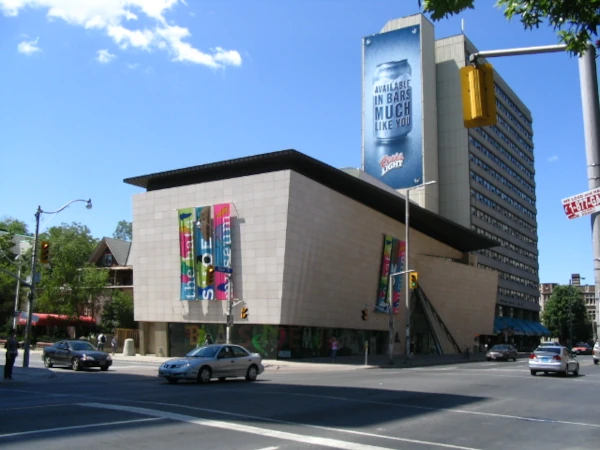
[124,149,498,253]
[89,237,132,266]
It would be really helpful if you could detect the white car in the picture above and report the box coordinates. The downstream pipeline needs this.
[158,344,264,384]
[529,345,579,377]
[593,341,600,365]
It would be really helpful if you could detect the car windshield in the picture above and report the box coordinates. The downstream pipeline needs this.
[71,342,95,351]
[490,345,506,351]
[186,346,219,358]
[535,347,561,354]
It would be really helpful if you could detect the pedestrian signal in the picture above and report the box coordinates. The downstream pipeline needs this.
[361,308,368,321]
[206,265,215,284]
[460,63,497,128]
[241,307,249,319]
[40,241,50,264]
[409,272,418,289]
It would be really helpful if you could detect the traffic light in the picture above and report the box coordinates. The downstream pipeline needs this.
[409,272,418,289]
[40,241,50,264]
[460,63,497,128]
[361,308,368,321]
[206,265,215,284]
[241,307,249,319]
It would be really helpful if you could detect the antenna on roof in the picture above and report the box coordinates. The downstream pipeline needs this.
[461,19,465,34]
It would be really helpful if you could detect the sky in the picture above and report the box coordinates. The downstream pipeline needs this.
[0,0,595,285]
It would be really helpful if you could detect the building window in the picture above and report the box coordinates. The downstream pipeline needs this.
[104,254,113,267]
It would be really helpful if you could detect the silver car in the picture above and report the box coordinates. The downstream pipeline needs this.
[529,345,580,377]
[593,341,599,365]
[158,344,264,384]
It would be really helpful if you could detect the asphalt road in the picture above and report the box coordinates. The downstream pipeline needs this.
[1,355,599,450]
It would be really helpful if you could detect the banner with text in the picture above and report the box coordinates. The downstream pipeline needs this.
[214,203,232,300]
[178,208,196,300]
[375,234,405,314]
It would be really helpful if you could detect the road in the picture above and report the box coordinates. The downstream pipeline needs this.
[1,355,599,449]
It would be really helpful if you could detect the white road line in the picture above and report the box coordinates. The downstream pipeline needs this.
[0,403,73,411]
[256,447,279,450]
[79,402,481,450]
[0,417,161,439]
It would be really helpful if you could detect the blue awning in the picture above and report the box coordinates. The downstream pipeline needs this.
[493,317,551,336]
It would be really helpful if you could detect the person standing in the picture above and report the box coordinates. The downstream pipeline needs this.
[329,337,338,362]
[204,333,214,346]
[97,333,106,352]
[111,336,118,355]
[4,329,18,380]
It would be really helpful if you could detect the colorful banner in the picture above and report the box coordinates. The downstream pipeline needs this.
[178,208,196,300]
[214,203,232,300]
[362,24,423,189]
[195,206,215,300]
[375,234,405,314]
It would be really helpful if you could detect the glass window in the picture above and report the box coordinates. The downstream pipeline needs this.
[231,346,249,357]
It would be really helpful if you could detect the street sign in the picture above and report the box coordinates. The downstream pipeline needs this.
[215,266,232,274]
[562,187,600,220]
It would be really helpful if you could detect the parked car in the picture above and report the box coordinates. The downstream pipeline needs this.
[529,345,579,377]
[486,344,518,361]
[593,341,600,365]
[572,342,592,355]
[42,340,112,371]
[158,344,264,384]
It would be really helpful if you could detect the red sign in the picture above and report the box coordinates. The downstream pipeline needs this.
[562,187,600,219]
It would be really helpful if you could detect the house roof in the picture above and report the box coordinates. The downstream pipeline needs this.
[89,237,132,266]
[123,149,499,253]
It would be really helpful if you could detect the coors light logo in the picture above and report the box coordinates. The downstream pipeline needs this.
[379,152,404,176]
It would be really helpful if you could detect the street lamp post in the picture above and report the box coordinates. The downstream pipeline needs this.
[12,254,24,330]
[404,181,436,364]
[22,198,92,368]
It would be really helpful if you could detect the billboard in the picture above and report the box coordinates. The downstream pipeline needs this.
[362,24,423,189]
[562,187,600,220]
[375,235,406,314]
[177,204,233,300]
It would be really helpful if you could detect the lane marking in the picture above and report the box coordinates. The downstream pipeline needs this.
[256,447,279,450]
[0,417,161,439]
[121,400,482,450]
[79,402,400,450]
[0,403,73,411]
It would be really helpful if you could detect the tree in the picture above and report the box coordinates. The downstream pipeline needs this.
[421,0,600,56]
[0,217,30,235]
[35,222,109,318]
[541,285,592,345]
[113,220,132,241]
[101,290,136,332]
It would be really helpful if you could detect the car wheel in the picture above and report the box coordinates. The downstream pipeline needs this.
[245,364,258,381]
[530,370,537,376]
[573,364,579,376]
[43,355,53,368]
[72,357,81,371]
[544,371,548,375]
[218,377,226,382]
[513,357,517,362]
[561,368,568,377]
[197,366,212,384]
[100,366,109,371]
[594,359,599,365]
[166,377,178,384]
[486,358,491,361]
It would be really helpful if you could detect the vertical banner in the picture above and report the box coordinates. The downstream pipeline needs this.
[362,24,423,189]
[195,206,215,300]
[375,235,405,314]
[178,208,196,300]
[214,203,232,300]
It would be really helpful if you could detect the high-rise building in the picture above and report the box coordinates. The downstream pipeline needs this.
[361,14,541,343]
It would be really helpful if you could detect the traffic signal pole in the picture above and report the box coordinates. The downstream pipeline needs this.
[468,43,600,343]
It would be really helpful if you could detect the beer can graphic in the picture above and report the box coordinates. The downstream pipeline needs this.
[373,60,412,142]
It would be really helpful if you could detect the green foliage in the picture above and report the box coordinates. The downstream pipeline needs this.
[101,290,136,332]
[35,222,108,318]
[541,285,592,344]
[421,0,600,56]
[0,217,30,235]
[0,229,29,327]
[113,220,132,241]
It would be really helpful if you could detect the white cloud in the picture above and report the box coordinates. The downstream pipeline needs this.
[1,0,242,68]
[17,36,41,54]
[548,155,559,162]
[96,49,116,63]
[127,62,139,69]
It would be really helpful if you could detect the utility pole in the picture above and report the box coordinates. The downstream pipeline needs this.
[225,273,233,344]
[578,44,600,344]
[23,207,41,368]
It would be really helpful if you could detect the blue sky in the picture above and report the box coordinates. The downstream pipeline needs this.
[0,0,594,285]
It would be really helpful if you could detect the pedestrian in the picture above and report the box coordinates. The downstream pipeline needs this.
[111,336,118,355]
[4,329,18,380]
[329,337,338,362]
[204,333,214,346]
[97,333,106,352]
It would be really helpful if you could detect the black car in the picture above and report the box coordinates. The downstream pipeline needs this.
[486,344,518,361]
[42,340,112,371]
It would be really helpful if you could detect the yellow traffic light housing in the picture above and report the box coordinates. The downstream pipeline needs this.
[40,241,50,264]
[460,63,497,128]
[409,272,418,289]
[241,307,248,319]
[361,308,368,321]
[206,265,215,284]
